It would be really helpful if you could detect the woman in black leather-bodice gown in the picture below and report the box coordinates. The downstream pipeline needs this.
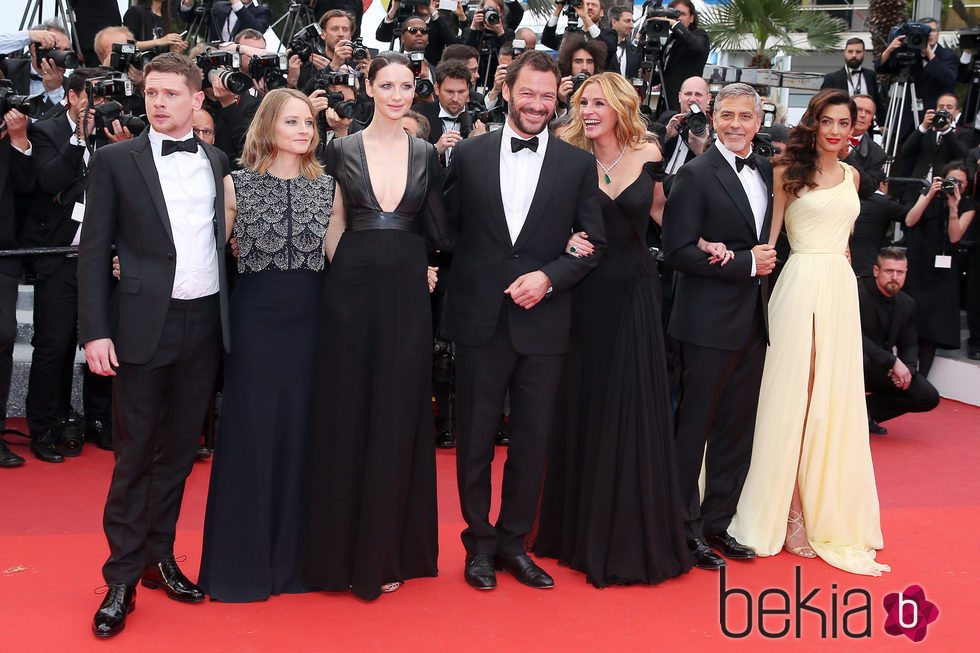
[304,130,451,601]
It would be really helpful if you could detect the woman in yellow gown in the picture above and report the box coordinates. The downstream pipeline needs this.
[728,89,890,576]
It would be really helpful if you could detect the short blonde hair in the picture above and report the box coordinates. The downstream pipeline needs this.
[239,88,323,179]
[563,72,648,152]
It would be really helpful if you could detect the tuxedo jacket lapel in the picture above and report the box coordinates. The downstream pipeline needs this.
[709,147,759,241]
[512,138,558,250]
[484,129,511,246]
[131,132,174,244]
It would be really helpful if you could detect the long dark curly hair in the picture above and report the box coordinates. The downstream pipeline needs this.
[781,89,856,196]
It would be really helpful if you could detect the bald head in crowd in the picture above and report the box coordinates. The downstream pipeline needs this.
[93,25,135,65]
[678,76,710,113]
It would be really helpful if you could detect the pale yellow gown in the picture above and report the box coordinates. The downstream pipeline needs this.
[728,162,890,576]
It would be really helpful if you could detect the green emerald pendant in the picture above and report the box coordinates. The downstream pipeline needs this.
[604,173,611,184]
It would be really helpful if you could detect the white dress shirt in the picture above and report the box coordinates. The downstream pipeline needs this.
[546,16,602,40]
[439,105,462,164]
[146,127,220,299]
[64,111,90,246]
[617,41,628,77]
[715,140,768,275]
[845,67,864,95]
[665,136,691,175]
[499,121,548,244]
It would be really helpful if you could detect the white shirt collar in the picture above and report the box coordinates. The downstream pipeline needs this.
[438,105,462,120]
[715,139,754,172]
[501,120,549,158]
[147,126,195,145]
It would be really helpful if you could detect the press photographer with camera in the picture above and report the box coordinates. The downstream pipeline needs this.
[1,20,74,116]
[196,48,262,165]
[19,67,127,463]
[542,0,604,51]
[464,0,515,88]
[903,161,974,377]
[377,1,457,65]
[898,93,968,203]
[556,33,606,107]
[177,0,271,42]
[660,75,711,174]
[841,93,887,199]
[307,67,360,149]
[126,1,188,53]
[599,6,639,78]
[483,39,523,110]
[293,11,366,92]
[877,17,957,142]
[657,0,710,112]
[412,59,486,164]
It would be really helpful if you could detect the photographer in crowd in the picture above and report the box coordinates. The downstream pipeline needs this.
[0,106,32,468]
[542,0,604,51]
[659,0,710,112]
[556,33,606,107]
[877,16,957,142]
[464,0,515,88]
[412,59,485,165]
[660,75,711,175]
[377,0,457,65]
[21,67,126,462]
[484,39,522,110]
[842,93,887,199]
[177,0,271,42]
[898,94,967,203]
[860,248,940,434]
[851,181,905,279]
[1,20,72,115]
[294,10,363,93]
[599,5,639,78]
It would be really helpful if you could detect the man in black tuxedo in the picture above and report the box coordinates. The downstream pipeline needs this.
[660,0,710,112]
[78,53,231,637]
[0,108,33,469]
[842,94,887,199]
[413,59,485,164]
[1,22,72,115]
[444,51,605,591]
[660,75,712,175]
[663,82,775,570]
[876,17,957,142]
[599,5,640,78]
[821,38,881,121]
[177,0,271,42]
[860,248,940,433]
[22,68,120,464]
[542,0,605,51]
[851,184,905,278]
[898,93,968,203]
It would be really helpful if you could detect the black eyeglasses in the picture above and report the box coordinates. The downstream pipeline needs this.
[405,26,429,35]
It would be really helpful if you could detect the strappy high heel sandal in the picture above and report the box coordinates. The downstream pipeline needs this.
[785,509,817,558]
[381,582,401,593]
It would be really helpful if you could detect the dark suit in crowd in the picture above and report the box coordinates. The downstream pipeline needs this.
[599,28,640,78]
[850,192,906,277]
[78,130,231,587]
[443,127,605,559]
[898,123,968,202]
[178,1,272,42]
[0,58,69,115]
[660,23,710,112]
[859,277,940,423]
[663,142,772,541]
[843,133,888,200]
[876,44,958,140]
[820,67,882,120]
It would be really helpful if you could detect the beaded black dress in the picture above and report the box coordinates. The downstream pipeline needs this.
[304,132,452,601]
[199,169,333,602]
[532,161,693,587]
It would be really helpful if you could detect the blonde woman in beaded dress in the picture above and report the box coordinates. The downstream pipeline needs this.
[728,89,890,576]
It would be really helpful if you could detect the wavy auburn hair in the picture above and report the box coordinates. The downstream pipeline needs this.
[782,89,856,196]
[563,72,649,153]
[239,88,323,179]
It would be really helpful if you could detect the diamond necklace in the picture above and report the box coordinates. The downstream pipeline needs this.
[592,143,628,184]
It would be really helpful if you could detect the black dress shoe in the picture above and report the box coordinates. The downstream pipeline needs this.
[688,538,726,570]
[705,532,757,560]
[140,559,205,602]
[92,584,135,638]
[436,428,455,449]
[0,439,25,468]
[494,553,554,589]
[495,415,510,446]
[30,429,64,463]
[464,553,497,590]
[195,446,212,460]
[86,420,113,451]
[869,419,888,435]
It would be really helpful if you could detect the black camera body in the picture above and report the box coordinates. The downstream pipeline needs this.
[314,71,357,90]
[91,100,146,137]
[0,80,45,118]
[959,27,980,51]
[482,7,501,26]
[289,23,325,64]
[932,109,953,131]
[940,177,962,196]
[86,75,134,101]
[109,41,161,73]
[458,100,501,137]
[327,92,356,119]
[408,51,434,98]
[33,44,80,69]
[348,37,369,62]
[249,52,288,90]
[570,72,589,97]
[680,102,708,136]
[753,132,781,159]
[889,20,932,63]
[197,50,253,94]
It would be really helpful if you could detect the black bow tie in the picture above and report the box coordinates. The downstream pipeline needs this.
[511,136,539,153]
[161,138,199,156]
[735,153,757,172]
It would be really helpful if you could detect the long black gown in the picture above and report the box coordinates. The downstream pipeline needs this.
[199,169,334,602]
[304,132,452,601]
[532,161,693,587]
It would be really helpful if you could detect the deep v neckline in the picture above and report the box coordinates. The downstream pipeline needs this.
[599,166,652,202]
[358,131,412,213]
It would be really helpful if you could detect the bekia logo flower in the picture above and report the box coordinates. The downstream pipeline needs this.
[883,585,939,642]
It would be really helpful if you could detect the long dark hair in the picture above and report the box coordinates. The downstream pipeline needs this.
[781,89,856,196]
[137,0,173,36]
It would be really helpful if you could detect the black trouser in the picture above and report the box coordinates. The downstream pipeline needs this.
[0,271,17,428]
[26,257,112,435]
[454,307,563,557]
[865,367,940,423]
[674,330,766,541]
[102,295,221,586]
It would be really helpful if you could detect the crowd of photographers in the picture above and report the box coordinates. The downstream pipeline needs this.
[0,2,976,467]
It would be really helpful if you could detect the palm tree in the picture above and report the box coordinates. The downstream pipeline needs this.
[866,0,909,59]
[701,0,846,68]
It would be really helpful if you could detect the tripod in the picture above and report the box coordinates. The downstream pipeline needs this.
[638,48,669,117]
[963,61,980,133]
[183,1,223,47]
[19,0,82,64]
[271,0,317,52]
[881,63,920,176]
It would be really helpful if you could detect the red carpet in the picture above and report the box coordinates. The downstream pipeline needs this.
[1,399,976,651]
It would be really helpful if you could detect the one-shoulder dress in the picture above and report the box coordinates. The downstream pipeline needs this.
[728,162,890,576]
[303,132,452,600]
